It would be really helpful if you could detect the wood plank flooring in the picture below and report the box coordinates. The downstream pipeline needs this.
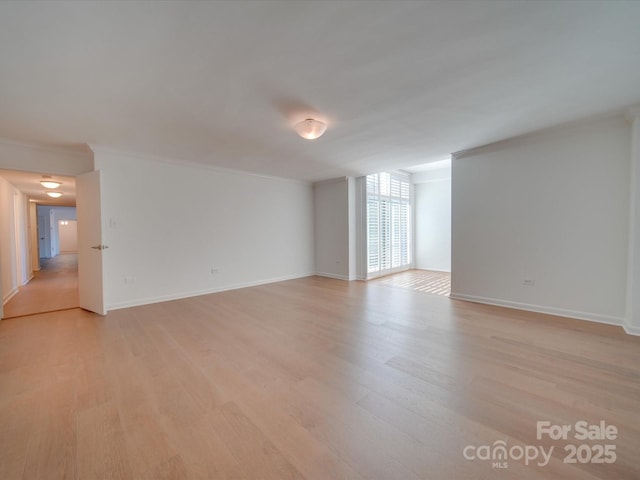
[1,275,639,479]
[3,253,79,319]
[373,269,451,296]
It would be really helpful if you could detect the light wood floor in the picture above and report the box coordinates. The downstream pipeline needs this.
[0,276,638,479]
[3,253,79,319]
[374,269,451,296]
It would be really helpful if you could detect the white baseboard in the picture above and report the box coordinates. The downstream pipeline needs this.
[623,321,640,336]
[449,292,625,328]
[315,272,351,281]
[366,266,412,280]
[2,287,19,305]
[413,267,451,273]
[106,272,315,311]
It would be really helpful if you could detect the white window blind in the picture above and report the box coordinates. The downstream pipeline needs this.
[366,172,411,275]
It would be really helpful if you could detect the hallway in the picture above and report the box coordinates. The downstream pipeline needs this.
[2,253,79,318]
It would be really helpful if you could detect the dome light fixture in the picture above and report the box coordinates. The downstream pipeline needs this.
[46,191,63,198]
[294,118,327,140]
[40,177,62,189]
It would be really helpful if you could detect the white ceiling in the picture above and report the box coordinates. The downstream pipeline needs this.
[0,170,76,206]
[1,1,639,183]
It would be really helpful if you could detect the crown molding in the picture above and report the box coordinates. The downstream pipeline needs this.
[0,137,91,158]
[453,108,630,160]
[313,176,349,187]
[88,144,312,186]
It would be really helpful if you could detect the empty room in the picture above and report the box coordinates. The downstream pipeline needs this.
[1,1,639,479]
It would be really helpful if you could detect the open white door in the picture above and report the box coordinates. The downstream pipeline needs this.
[76,170,106,315]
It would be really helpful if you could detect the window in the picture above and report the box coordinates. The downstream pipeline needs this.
[366,172,411,275]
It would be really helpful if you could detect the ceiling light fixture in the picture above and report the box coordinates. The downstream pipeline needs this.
[294,118,327,140]
[40,177,62,189]
[46,191,63,198]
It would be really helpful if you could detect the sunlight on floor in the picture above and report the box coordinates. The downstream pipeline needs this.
[374,269,451,296]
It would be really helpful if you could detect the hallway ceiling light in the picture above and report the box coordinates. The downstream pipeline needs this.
[46,191,63,198]
[40,179,62,189]
[294,118,327,140]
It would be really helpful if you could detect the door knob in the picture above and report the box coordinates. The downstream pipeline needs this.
[91,245,109,250]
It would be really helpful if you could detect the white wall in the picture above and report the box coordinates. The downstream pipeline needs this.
[414,167,451,272]
[13,190,30,285]
[0,177,17,303]
[451,115,630,325]
[52,207,77,255]
[59,220,78,252]
[0,177,31,306]
[625,110,640,334]
[347,177,357,279]
[93,149,315,310]
[314,178,350,280]
[51,206,77,222]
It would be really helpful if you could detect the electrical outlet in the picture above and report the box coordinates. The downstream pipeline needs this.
[210,267,219,274]
[124,276,136,284]
[523,279,536,286]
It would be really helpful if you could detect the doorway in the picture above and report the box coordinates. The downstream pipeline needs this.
[0,170,80,318]
[4,205,79,318]
[411,159,452,278]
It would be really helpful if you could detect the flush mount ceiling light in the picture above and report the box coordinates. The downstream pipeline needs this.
[46,191,63,198]
[40,177,62,189]
[294,118,327,140]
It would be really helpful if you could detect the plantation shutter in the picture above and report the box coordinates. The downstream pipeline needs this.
[366,172,411,275]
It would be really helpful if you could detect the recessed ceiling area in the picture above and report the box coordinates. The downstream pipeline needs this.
[0,170,76,206]
[1,1,640,182]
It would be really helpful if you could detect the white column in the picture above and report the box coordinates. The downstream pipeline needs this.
[625,109,640,335]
